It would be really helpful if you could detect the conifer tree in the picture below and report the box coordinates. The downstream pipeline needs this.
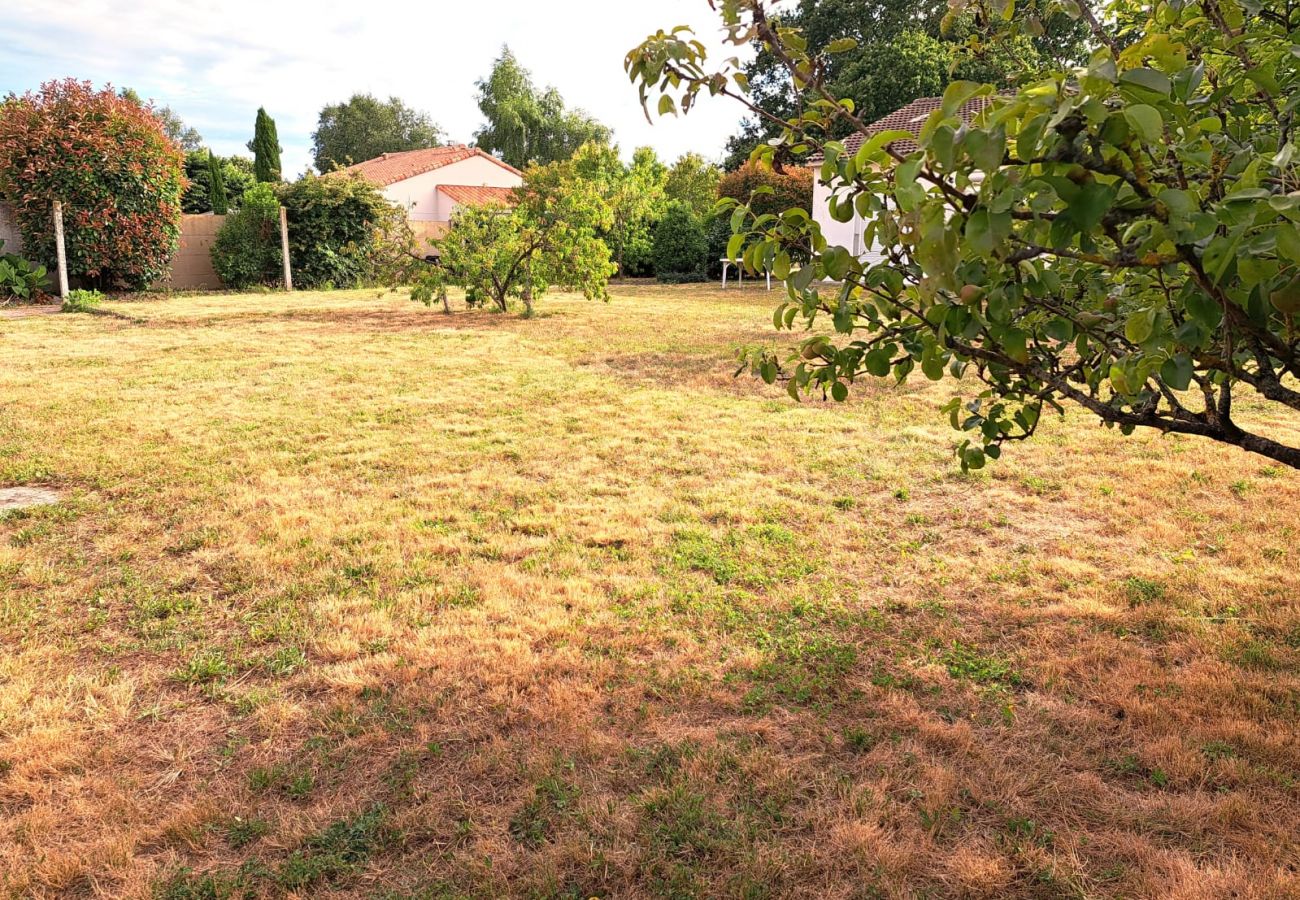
[249,108,282,182]
[207,150,229,214]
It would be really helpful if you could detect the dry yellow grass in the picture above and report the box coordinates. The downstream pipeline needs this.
[0,284,1297,899]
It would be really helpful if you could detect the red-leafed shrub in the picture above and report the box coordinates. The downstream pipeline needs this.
[716,161,812,219]
[0,79,185,289]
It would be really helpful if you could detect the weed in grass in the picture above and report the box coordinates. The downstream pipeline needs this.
[1006,817,1055,848]
[248,763,313,799]
[223,816,270,848]
[1223,638,1281,671]
[155,868,245,900]
[941,642,1023,687]
[1230,480,1253,497]
[842,725,877,753]
[1124,577,1166,606]
[640,783,733,875]
[1201,741,1236,762]
[746,634,859,708]
[509,775,579,848]
[263,645,307,676]
[173,649,233,685]
[832,496,855,510]
[669,528,738,585]
[277,804,392,889]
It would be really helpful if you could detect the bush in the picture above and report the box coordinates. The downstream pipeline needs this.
[210,183,282,289]
[62,288,103,313]
[183,151,254,214]
[716,161,812,219]
[0,240,48,302]
[279,173,412,290]
[211,174,412,291]
[0,79,185,289]
[652,201,708,283]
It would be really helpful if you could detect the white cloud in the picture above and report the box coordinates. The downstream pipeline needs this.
[3,0,753,174]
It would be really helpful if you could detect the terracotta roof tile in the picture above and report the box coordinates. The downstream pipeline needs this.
[335,146,522,186]
[437,185,518,207]
[809,95,996,163]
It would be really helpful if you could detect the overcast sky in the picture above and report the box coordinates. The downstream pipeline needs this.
[3,0,759,175]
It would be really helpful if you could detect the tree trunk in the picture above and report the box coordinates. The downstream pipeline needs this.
[522,259,535,318]
[439,285,450,315]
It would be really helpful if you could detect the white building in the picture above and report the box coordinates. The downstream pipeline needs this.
[810,95,993,267]
[337,145,523,249]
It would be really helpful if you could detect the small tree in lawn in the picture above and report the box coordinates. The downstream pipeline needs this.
[628,0,1300,470]
[207,150,229,215]
[250,107,282,182]
[0,79,185,289]
[414,158,615,316]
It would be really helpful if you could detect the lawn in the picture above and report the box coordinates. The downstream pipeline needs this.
[1,284,1297,898]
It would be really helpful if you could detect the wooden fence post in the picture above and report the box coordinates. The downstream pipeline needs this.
[279,206,293,292]
[52,200,69,300]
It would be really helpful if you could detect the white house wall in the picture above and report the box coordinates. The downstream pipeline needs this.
[811,177,890,269]
[382,156,522,222]
[811,169,983,272]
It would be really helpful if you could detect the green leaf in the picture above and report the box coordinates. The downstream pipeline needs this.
[1184,289,1222,327]
[1160,354,1193,391]
[1275,223,1300,263]
[855,130,915,167]
[1068,182,1117,232]
[965,210,994,256]
[831,381,849,402]
[963,128,1006,173]
[864,347,893,377]
[940,81,989,117]
[1120,68,1172,95]
[826,38,858,54]
[1125,309,1155,344]
[1124,104,1164,142]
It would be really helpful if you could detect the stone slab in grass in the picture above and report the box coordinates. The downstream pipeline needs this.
[0,487,61,511]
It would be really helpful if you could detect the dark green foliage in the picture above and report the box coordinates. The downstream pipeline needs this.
[0,240,48,302]
[720,0,1087,168]
[207,151,228,215]
[653,202,708,284]
[209,183,281,289]
[182,152,254,214]
[312,94,443,172]
[250,108,282,183]
[279,173,413,290]
[210,174,411,291]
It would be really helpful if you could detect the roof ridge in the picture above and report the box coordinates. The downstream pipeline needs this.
[334,145,521,187]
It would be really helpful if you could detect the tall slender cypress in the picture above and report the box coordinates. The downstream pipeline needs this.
[207,150,229,214]
[250,107,282,183]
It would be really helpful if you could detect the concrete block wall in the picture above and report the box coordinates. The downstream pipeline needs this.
[160,213,227,290]
[0,203,24,257]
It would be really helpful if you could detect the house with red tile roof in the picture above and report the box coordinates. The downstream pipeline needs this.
[335,145,523,247]
[809,95,994,267]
